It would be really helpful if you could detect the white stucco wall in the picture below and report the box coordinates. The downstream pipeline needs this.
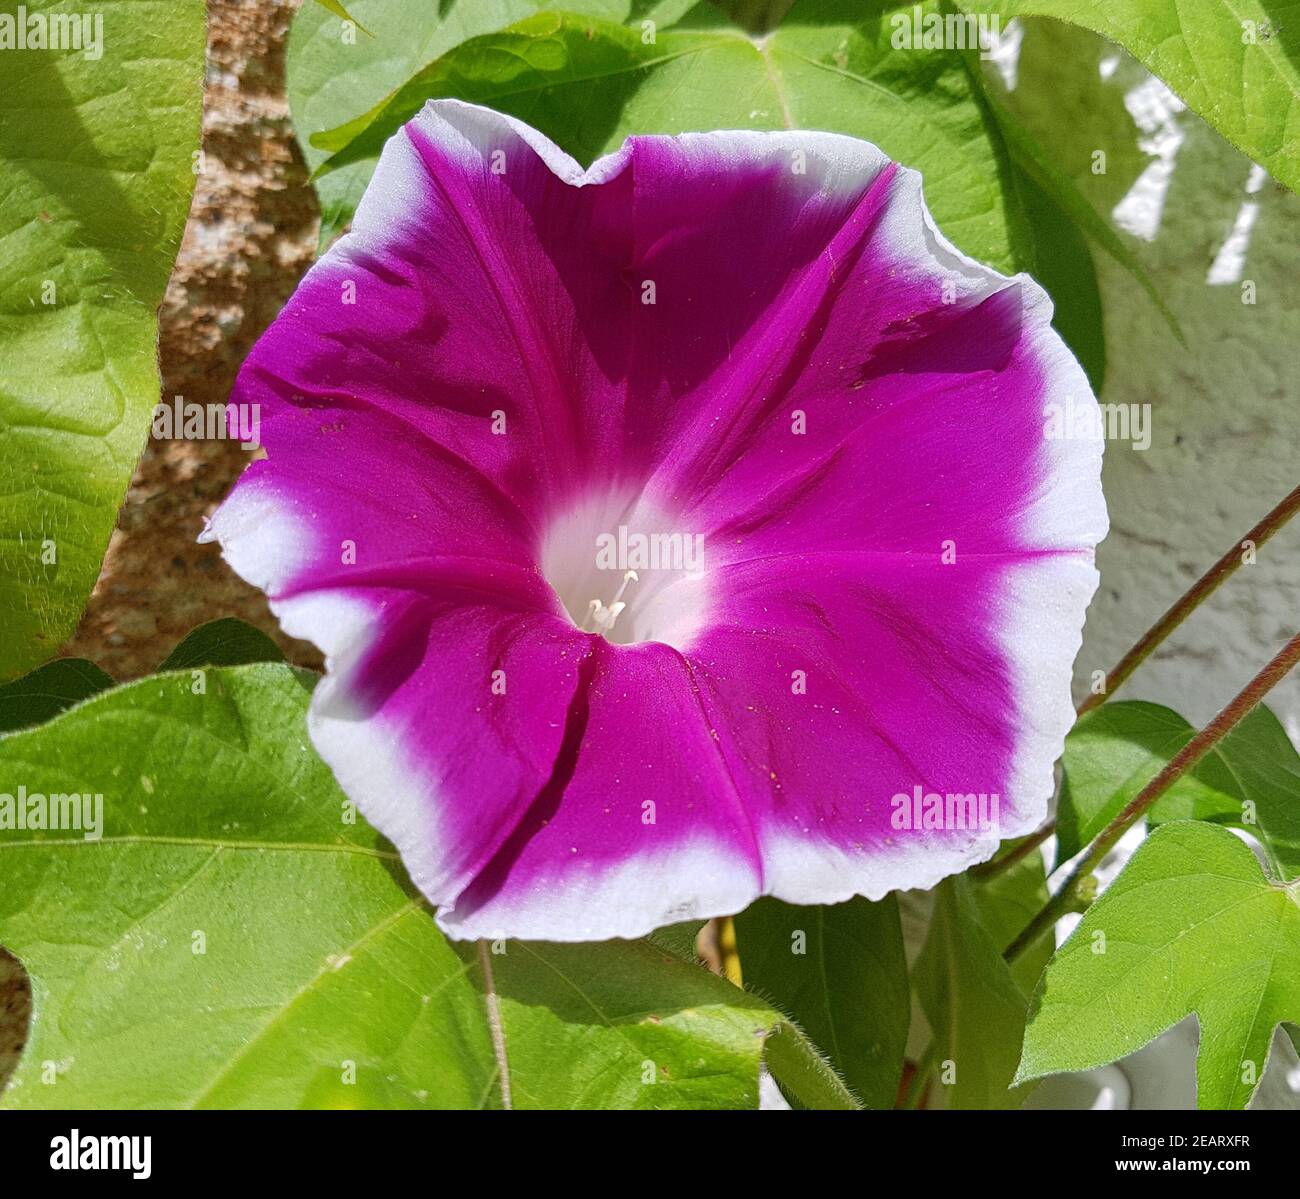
[997,21,1299,736]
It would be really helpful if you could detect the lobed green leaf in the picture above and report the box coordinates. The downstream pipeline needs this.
[1018,821,1300,1109]
[0,662,833,1109]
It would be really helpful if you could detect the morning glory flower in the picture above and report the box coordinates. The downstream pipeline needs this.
[206,100,1107,941]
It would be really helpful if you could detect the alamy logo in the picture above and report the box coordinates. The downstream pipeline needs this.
[1043,398,1152,450]
[0,786,103,840]
[890,5,1001,58]
[152,396,261,450]
[595,525,704,572]
[890,785,1000,831]
[0,6,104,59]
[50,1130,151,1179]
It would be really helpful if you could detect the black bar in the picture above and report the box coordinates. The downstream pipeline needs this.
[0,1109,1292,1184]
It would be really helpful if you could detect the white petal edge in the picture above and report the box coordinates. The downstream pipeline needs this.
[435,834,763,943]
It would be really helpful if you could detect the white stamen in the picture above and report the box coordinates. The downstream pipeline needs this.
[610,569,638,606]
[586,571,639,639]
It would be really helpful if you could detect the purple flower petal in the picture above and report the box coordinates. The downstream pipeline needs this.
[208,100,1106,941]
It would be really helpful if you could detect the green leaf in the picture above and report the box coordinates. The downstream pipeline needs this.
[1003,161,1105,391]
[1149,704,1300,881]
[977,79,1181,346]
[0,0,206,681]
[1017,821,1300,1109]
[0,663,820,1109]
[648,910,860,1109]
[970,838,1053,995]
[1059,700,1300,880]
[472,937,798,1109]
[733,895,908,1109]
[157,617,285,672]
[287,0,632,250]
[0,658,112,735]
[912,876,1033,1108]
[646,918,706,962]
[1060,701,1199,863]
[310,0,373,37]
[316,4,1067,275]
[983,1,1300,195]
[928,42,1104,387]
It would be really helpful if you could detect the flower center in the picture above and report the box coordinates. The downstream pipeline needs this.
[540,490,710,650]
[580,569,640,637]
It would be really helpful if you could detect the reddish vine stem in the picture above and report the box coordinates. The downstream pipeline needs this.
[1077,481,1300,718]
[1004,631,1300,963]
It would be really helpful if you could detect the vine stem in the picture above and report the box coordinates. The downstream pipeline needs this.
[1004,630,1300,963]
[968,821,1054,880]
[1077,481,1300,717]
[975,481,1300,884]
[477,940,512,1110]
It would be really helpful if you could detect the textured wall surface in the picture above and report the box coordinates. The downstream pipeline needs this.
[1002,24,1300,735]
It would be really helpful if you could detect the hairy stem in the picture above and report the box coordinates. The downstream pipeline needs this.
[1005,631,1300,963]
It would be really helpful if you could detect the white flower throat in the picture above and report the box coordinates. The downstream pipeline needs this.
[541,490,711,650]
